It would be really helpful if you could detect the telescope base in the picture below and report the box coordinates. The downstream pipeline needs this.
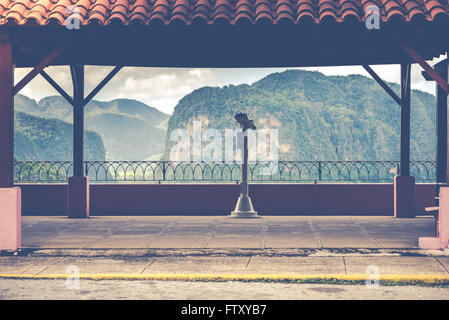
[230,195,260,218]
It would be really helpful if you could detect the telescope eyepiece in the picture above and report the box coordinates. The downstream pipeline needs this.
[235,113,256,132]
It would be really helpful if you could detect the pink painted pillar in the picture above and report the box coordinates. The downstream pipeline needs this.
[419,187,449,249]
[394,175,416,218]
[0,188,21,250]
[0,31,21,250]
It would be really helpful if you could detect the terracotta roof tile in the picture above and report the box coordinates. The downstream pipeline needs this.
[276,1,295,23]
[296,0,316,23]
[0,0,447,26]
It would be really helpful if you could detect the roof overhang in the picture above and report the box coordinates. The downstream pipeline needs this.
[6,19,447,69]
[2,0,448,69]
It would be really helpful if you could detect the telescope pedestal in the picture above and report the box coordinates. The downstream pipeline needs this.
[229,114,260,219]
[230,195,260,218]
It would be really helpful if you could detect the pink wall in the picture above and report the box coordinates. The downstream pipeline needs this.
[16,183,436,216]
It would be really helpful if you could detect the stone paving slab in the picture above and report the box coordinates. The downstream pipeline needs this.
[149,235,210,248]
[40,236,102,249]
[264,236,319,248]
[344,257,448,274]
[245,256,346,275]
[1,256,449,276]
[319,236,379,248]
[143,256,250,274]
[18,216,437,249]
[0,257,60,274]
[4,280,449,300]
[87,235,154,249]
[436,257,449,272]
[206,235,264,248]
[40,258,154,274]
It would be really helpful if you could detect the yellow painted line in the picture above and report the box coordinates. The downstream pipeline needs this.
[1,273,449,284]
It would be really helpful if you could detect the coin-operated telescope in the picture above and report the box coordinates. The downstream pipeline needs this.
[235,113,256,132]
[230,113,260,218]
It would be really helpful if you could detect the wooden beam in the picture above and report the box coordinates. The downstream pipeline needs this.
[71,65,85,178]
[40,70,74,106]
[400,63,411,176]
[13,42,68,96]
[422,59,448,81]
[435,59,448,185]
[363,64,401,106]
[70,65,80,97]
[0,36,14,187]
[399,40,449,95]
[83,66,122,106]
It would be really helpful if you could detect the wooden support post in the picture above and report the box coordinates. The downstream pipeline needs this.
[0,33,14,188]
[436,63,448,184]
[68,65,89,218]
[445,59,449,188]
[400,64,411,177]
[71,65,85,177]
[435,61,448,206]
[446,95,449,187]
[0,31,21,250]
[422,59,448,205]
[46,65,120,219]
[394,63,415,218]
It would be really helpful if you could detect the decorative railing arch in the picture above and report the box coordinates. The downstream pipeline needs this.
[13,160,436,183]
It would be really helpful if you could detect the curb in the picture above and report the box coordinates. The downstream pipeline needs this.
[2,273,449,285]
[3,248,449,258]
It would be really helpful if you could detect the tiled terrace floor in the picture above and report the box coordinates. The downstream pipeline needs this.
[21,215,435,249]
[2,216,447,279]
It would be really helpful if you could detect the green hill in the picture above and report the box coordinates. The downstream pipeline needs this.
[165,69,436,161]
[15,95,170,160]
[14,111,105,161]
[14,69,437,163]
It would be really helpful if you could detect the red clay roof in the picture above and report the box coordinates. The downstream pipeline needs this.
[0,0,447,27]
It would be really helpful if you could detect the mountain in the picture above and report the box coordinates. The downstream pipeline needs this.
[15,95,170,160]
[14,111,105,161]
[165,69,436,161]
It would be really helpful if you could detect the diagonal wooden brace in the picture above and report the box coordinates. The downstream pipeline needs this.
[398,40,449,95]
[13,42,68,96]
[40,65,121,109]
[40,70,74,106]
[363,64,401,106]
[83,66,122,106]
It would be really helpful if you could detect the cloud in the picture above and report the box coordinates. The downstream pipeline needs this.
[14,59,442,115]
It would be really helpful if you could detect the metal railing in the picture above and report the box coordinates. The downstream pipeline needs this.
[13,160,436,183]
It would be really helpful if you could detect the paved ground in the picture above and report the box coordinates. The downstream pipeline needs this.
[20,215,435,249]
[2,280,449,300]
[1,255,449,276]
[3,216,447,277]
[2,215,448,277]
[2,216,449,300]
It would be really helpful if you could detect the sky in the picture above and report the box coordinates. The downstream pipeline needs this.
[14,56,445,115]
